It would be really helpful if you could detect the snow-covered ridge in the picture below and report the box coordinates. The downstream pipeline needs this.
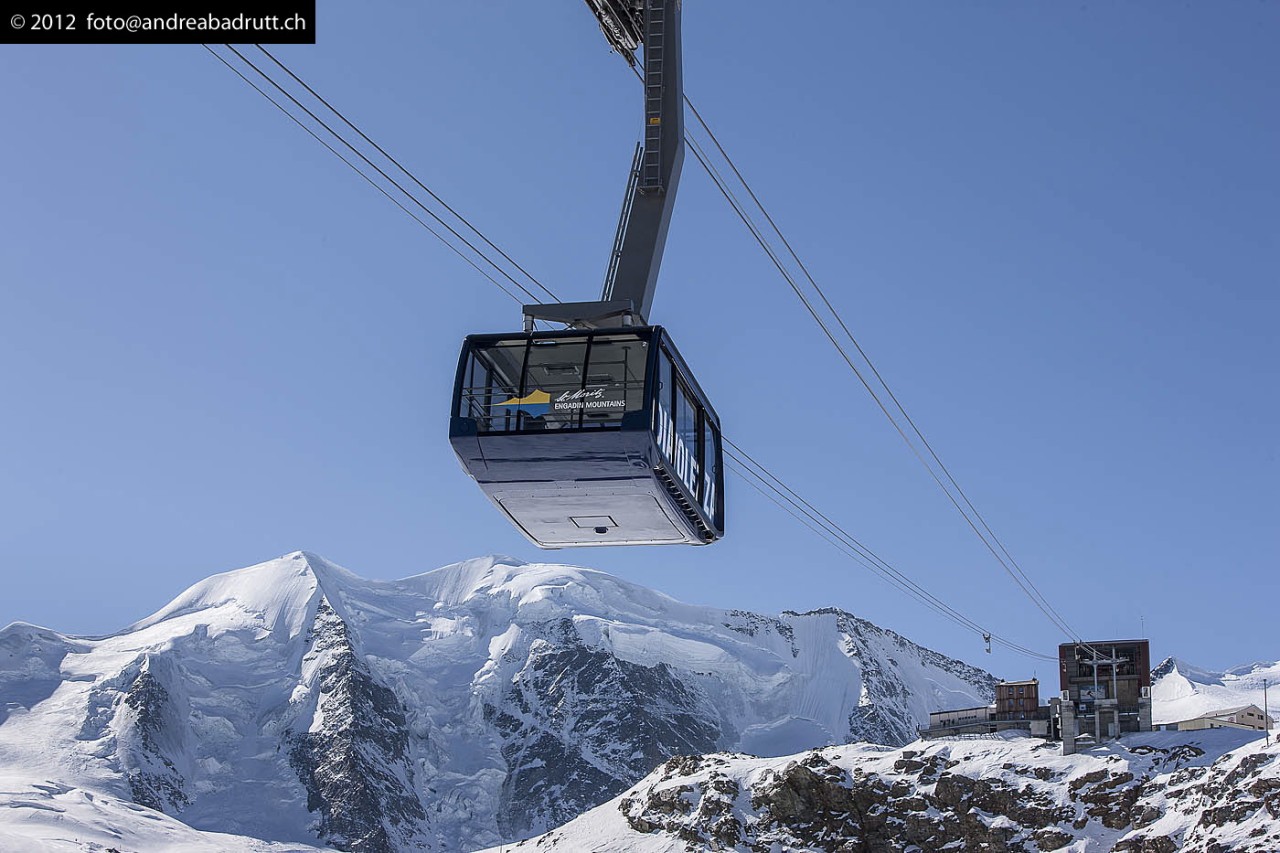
[1151,656,1280,725]
[501,728,1279,852]
[0,551,995,851]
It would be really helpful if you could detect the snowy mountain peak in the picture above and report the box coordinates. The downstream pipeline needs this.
[1152,655,1225,686]
[1151,655,1279,726]
[0,552,997,852]
[406,554,533,604]
[1226,659,1280,678]
[125,551,321,639]
[410,555,677,617]
[121,551,383,642]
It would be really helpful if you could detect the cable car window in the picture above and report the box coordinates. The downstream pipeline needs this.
[462,353,491,421]
[464,340,526,433]
[673,378,700,496]
[701,418,720,521]
[451,328,724,547]
[579,335,647,427]
[652,346,676,464]
[656,346,674,419]
[523,338,590,430]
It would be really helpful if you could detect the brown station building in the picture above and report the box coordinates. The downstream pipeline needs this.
[1058,639,1153,752]
[995,678,1041,721]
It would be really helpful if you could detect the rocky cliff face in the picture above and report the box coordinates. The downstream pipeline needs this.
[0,551,996,851]
[117,655,191,814]
[483,618,723,836]
[522,729,1280,852]
[816,608,995,746]
[287,599,430,853]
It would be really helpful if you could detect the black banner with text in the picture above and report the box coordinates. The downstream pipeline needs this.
[2,0,314,43]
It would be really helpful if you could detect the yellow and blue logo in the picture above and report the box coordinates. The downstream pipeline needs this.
[494,390,551,418]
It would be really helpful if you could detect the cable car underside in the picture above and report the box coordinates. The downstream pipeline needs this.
[450,0,723,548]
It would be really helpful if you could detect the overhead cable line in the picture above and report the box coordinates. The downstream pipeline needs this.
[209,43,555,309]
[724,442,1055,661]
[678,90,1090,650]
[680,124,1077,644]
[200,45,527,306]
[254,45,560,305]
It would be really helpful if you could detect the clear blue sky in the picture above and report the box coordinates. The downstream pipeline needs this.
[2,1,1275,677]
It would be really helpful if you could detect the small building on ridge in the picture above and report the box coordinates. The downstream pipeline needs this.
[995,678,1040,721]
[1159,705,1272,733]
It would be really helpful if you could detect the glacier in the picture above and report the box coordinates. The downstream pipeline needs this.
[0,550,996,851]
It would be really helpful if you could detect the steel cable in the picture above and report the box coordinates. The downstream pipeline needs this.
[680,91,1089,650]
[254,45,560,305]
[201,45,528,306]
[215,44,553,307]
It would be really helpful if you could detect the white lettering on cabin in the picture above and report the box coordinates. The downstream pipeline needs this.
[702,471,716,517]
[554,398,624,411]
[556,388,607,402]
[653,400,701,504]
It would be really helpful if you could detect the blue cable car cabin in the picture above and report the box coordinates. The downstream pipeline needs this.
[449,326,724,548]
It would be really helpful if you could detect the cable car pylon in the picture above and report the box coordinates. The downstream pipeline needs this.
[449,0,724,548]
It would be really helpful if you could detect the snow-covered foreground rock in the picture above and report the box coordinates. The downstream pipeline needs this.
[500,729,1279,853]
[0,551,994,852]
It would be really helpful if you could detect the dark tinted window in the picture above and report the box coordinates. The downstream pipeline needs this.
[577,335,648,427]
[675,382,698,461]
[463,339,526,432]
[656,346,674,418]
[463,333,647,432]
[524,338,590,429]
[701,418,721,522]
[671,379,701,496]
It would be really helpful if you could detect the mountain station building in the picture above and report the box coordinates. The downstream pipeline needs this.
[1058,639,1153,754]
[921,679,1052,739]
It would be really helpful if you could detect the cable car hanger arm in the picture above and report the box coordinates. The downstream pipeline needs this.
[525,0,684,330]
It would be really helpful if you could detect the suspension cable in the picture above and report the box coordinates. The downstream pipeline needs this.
[254,45,560,305]
[725,444,1055,661]
[214,44,553,307]
[681,91,1090,650]
[201,46,526,306]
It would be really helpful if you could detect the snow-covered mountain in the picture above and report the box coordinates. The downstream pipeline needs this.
[0,551,995,852]
[1151,656,1279,726]
[503,728,1279,852]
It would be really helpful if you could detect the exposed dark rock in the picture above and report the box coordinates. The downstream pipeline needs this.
[1032,827,1074,851]
[485,620,721,838]
[117,657,189,814]
[591,732,1280,853]
[287,600,428,853]
[1073,770,1141,829]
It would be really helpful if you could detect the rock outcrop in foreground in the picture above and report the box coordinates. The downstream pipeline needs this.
[510,728,1280,852]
